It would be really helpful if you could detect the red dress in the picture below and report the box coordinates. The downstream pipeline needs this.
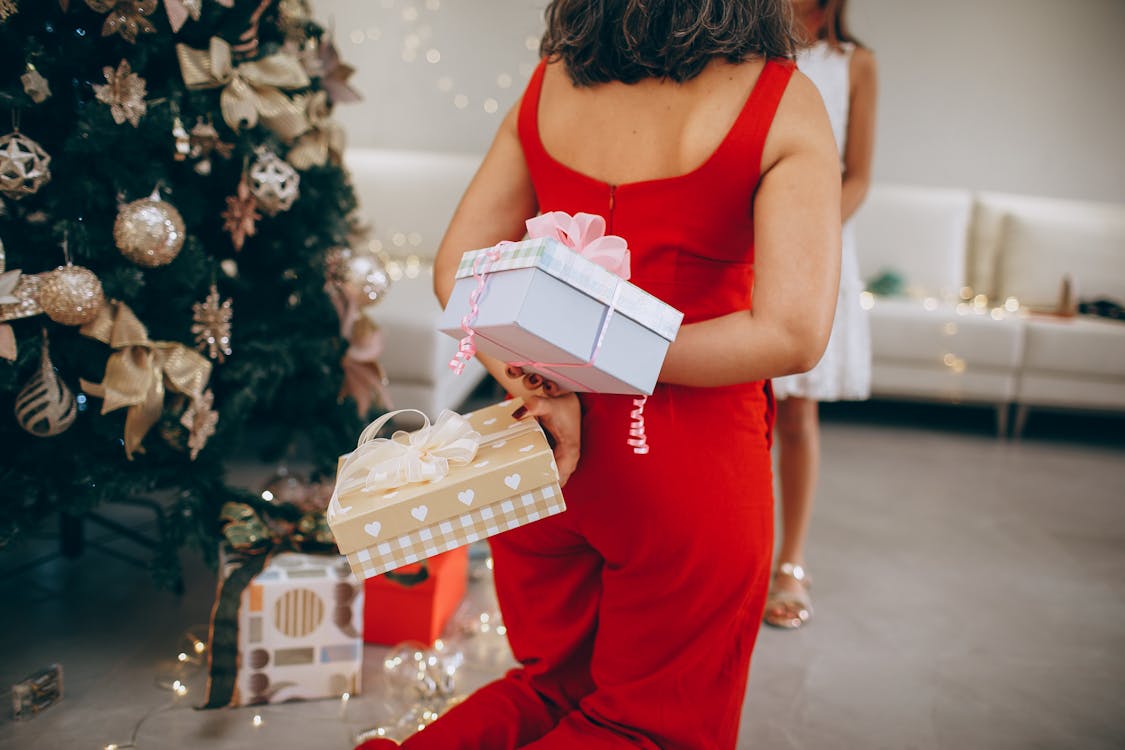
[372,58,794,750]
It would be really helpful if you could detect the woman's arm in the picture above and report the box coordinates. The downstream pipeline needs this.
[842,46,877,221]
[431,103,583,484]
[658,71,843,388]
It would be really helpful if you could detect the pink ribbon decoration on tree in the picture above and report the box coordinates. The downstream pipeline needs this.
[525,211,631,280]
[326,278,392,416]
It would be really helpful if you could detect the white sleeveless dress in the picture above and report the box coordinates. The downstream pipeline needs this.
[772,40,872,401]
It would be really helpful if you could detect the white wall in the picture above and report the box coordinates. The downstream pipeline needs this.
[316,0,545,154]
[850,0,1125,203]
[316,0,1125,204]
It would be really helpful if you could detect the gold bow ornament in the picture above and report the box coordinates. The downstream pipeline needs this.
[176,36,311,142]
[286,91,346,170]
[79,300,214,459]
[0,243,45,361]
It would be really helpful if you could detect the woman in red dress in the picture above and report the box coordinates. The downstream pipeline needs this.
[359,1,842,747]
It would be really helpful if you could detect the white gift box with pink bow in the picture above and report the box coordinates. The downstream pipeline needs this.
[438,212,684,395]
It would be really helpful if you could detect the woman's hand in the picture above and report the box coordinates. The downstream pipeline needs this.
[512,392,581,487]
[505,366,569,398]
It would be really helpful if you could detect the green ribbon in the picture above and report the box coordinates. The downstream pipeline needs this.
[200,501,338,709]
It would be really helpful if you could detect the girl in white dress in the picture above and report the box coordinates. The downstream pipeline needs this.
[766,0,877,629]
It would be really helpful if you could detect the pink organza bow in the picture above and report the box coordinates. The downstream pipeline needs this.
[525,212,631,280]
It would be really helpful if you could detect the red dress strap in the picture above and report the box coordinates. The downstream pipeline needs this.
[725,58,796,184]
[518,59,549,169]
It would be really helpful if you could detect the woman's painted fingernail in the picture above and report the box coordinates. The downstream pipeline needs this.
[526,374,543,387]
[505,366,523,379]
[542,380,559,396]
[511,405,528,419]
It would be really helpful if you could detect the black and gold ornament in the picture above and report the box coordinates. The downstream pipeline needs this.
[15,332,77,438]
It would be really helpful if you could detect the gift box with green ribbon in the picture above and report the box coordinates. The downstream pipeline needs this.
[328,399,565,580]
[201,503,363,708]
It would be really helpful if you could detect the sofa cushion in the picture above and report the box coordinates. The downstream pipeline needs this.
[993,210,1125,310]
[870,361,1019,404]
[971,192,1125,300]
[868,298,1024,371]
[1016,372,1125,411]
[1021,316,1125,379]
[852,184,973,300]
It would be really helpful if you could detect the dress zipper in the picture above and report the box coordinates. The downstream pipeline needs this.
[608,184,617,233]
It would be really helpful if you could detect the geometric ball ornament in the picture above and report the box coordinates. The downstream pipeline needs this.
[248,149,299,216]
[0,131,52,200]
[114,188,186,267]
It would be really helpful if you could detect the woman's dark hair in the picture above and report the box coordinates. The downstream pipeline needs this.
[541,0,799,86]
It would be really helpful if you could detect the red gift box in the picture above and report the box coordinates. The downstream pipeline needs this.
[362,546,469,646]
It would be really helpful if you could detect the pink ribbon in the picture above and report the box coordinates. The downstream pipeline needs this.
[525,212,631,280]
[449,242,508,375]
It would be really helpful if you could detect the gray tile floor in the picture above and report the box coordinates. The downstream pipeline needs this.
[1,403,1123,750]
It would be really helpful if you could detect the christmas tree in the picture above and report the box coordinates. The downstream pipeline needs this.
[0,0,388,584]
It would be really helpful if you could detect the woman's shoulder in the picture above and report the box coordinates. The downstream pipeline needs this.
[761,67,838,169]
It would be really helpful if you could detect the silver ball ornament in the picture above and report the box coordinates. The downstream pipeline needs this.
[114,189,186,267]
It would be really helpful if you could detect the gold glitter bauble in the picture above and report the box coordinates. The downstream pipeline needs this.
[38,263,105,326]
[114,189,186,267]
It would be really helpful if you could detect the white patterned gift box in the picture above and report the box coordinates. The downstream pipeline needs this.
[222,551,363,706]
[437,237,683,395]
[328,399,565,580]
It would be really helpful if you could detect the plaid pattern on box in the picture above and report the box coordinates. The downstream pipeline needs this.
[457,238,682,339]
[346,484,565,579]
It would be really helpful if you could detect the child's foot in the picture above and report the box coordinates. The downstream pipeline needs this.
[763,562,812,629]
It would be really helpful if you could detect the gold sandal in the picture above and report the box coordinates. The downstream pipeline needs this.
[763,562,812,630]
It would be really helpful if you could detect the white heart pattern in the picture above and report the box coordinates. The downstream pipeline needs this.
[504,473,521,490]
[364,521,382,537]
[519,444,534,453]
[473,460,490,468]
[483,417,497,425]
[458,489,475,506]
[411,505,429,522]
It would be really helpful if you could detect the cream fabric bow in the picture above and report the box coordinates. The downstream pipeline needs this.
[329,410,481,519]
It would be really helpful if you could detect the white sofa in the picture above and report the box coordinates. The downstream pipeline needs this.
[854,183,1125,435]
[342,147,1125,436]
[344,148,488,418]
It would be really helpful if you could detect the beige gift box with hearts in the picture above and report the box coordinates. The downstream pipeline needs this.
[328,399,565,580]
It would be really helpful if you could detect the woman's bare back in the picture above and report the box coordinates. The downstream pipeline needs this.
[536,58,770,187]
